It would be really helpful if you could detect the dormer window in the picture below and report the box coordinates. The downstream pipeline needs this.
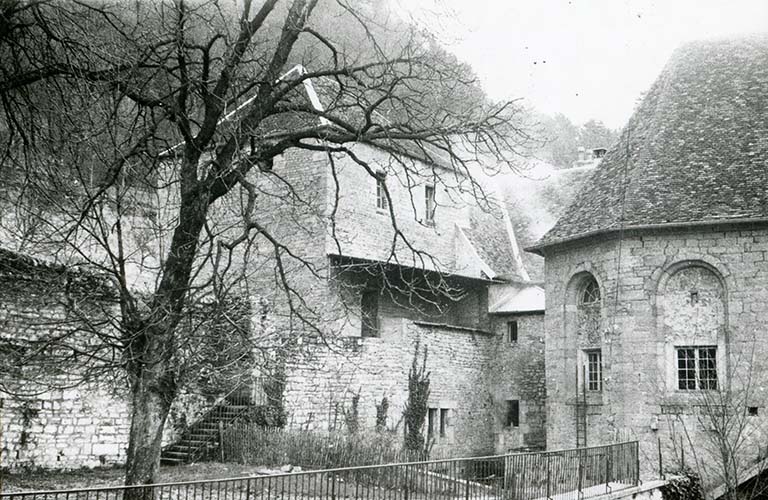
[425,184,436,223]
[375,173,387,211]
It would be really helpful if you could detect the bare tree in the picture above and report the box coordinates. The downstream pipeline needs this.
[662,337,768,499]
[0,0,531,488]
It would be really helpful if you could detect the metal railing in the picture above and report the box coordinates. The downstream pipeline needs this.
[1,441,639,500]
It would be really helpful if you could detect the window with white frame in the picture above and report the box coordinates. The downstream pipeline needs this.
[375,173,387,211]
[585,349,603,391]
[677,346,717,390]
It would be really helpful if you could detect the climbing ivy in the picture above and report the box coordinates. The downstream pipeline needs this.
[403,341,430,453]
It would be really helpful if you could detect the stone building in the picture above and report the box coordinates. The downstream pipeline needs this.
[0,75,547,468]
[248,138,547,458]
[529,35,768,489]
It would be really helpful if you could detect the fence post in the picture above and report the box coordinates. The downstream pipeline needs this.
[635,442,640,486]
[404,464,409,500]
[218,421,225,462]
[658,437,664,479]
[546,454,551,499]
[465,459,470,500]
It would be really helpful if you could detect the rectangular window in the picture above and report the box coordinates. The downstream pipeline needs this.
[427,408,438,437]
[505,400,520,428]
[376,173,388,211]
[507,321,518,344]
[586,350,602,391]
[678,346,717,390]
[425,185,436,222]
[440,408,449,437]
[360,291,379,338]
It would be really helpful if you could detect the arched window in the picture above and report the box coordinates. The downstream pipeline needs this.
[581,278,601,306]
[577,276,601,343]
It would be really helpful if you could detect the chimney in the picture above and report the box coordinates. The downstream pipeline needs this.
[592,147,607,159]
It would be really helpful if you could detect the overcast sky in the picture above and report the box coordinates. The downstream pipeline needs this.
[401,0,768,130]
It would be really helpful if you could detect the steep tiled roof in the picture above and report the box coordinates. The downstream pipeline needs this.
[531,35,768,252]
[462,203,529,282]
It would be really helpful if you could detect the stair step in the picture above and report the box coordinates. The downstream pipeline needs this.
[163,443,200,453]
[163,402,257,459]
[178,439,216,445]
[161,458,187,465]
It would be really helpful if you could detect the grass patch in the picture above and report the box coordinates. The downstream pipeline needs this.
[1,463,269,492]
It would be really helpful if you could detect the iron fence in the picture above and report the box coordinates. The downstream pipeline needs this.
[1,441,639,500]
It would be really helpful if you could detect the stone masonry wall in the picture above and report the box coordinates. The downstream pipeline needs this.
[282,305,546,457]
[0,256,206,471]
[283,321,498,458]
[1,384,131,470]
[487,313,547,452]
[329,144,474,275]
[0,257,131,470]
[543,223,768,484]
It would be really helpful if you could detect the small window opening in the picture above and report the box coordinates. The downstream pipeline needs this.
[360,291,379,338]
[507,321,518,344]
[690,291,699,304]
[440,409,449,437]
[425,185,436,223]
[748,406,759,417]
[427,408,438,437]
[505,400,520,428]
[376,173,388,211]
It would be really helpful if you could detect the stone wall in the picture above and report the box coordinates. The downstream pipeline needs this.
[1,385,131,470]
[0,254,131,470]
[328,144,475,275]
[542,223,768,484]
[281,305,546,457]
[0,254,206,471]
[283,322,497,458]
[487,313,547,452]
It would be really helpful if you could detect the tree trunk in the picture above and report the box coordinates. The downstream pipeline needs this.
[124,365,174,496]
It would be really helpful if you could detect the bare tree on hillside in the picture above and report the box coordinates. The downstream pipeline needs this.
[0,0,532,488]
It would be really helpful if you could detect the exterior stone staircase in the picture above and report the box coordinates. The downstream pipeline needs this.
[161,399,253,465]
